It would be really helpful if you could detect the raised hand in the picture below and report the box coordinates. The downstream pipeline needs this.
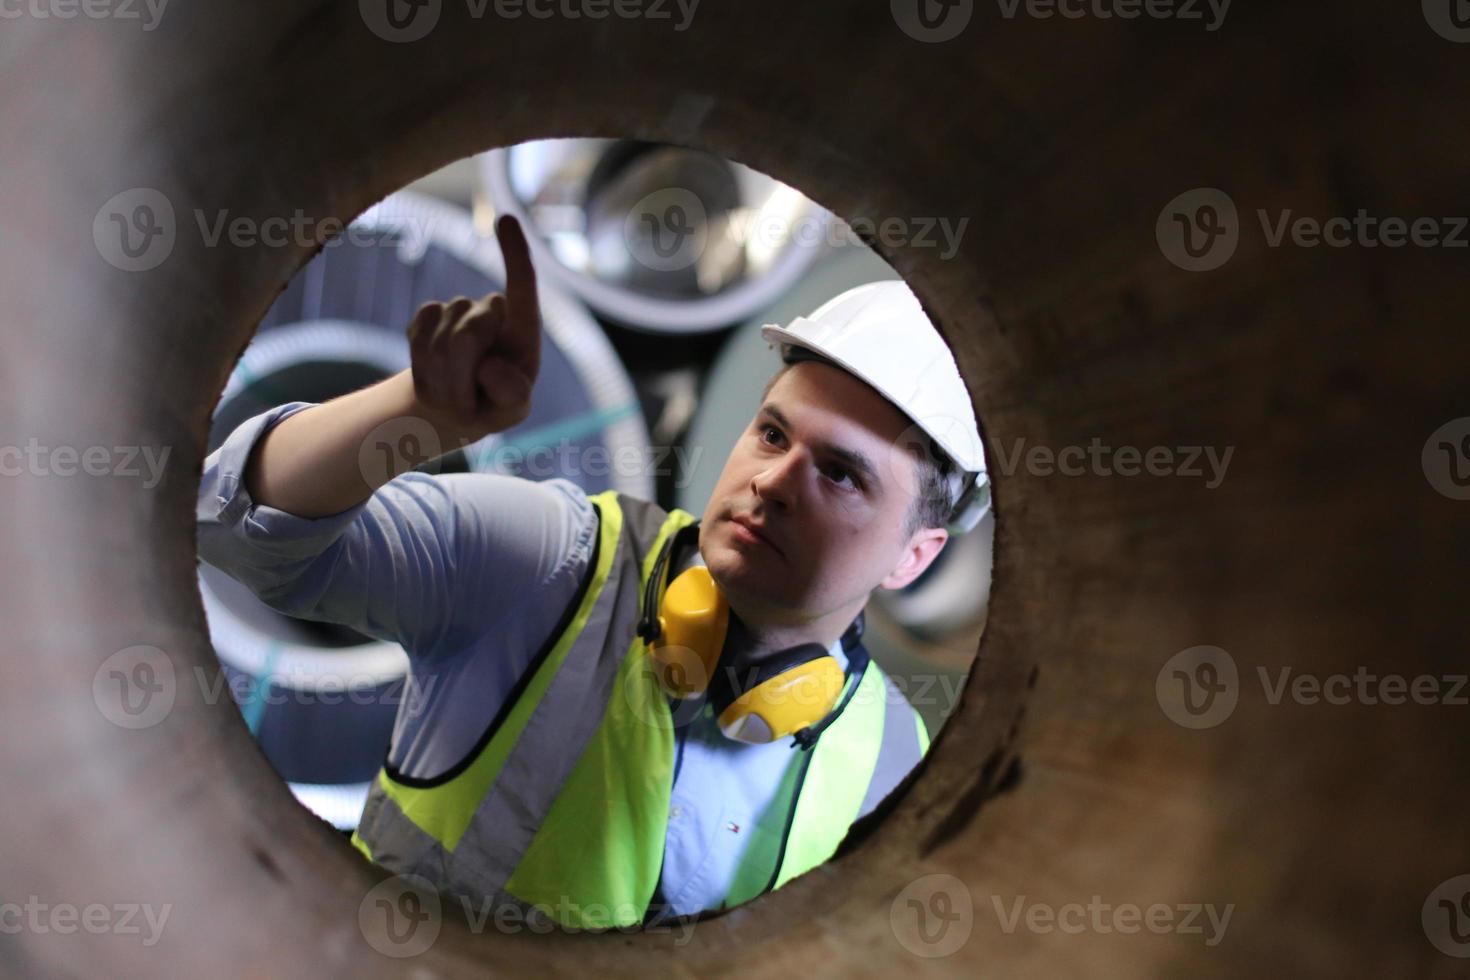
[406,214,542,443]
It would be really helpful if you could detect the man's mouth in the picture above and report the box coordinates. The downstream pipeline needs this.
[728,514,782,556]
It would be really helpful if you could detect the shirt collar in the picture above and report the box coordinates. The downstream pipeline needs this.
[829,634,850,674]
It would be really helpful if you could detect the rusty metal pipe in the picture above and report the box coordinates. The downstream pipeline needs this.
[1,2,1466,975]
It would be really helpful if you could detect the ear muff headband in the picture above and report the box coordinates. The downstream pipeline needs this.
[712,649,846,743]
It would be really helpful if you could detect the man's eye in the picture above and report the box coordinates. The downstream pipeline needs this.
[759,424,782,445]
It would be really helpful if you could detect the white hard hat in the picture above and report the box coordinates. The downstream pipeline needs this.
[760,280,991,533]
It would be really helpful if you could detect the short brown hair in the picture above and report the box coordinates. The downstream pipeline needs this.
[760,360,957,539]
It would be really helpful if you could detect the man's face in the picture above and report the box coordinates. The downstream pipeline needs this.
[699,361,948,629]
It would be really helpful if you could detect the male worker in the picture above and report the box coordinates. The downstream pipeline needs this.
[196,214,990,930]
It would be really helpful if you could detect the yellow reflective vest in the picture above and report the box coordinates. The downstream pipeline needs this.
[351,489,929,927]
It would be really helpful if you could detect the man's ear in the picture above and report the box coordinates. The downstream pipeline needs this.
[879,526,948,590]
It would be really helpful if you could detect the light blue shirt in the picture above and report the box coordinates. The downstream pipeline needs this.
[197,401,925,918]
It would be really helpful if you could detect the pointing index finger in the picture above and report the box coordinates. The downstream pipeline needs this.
[496,214,539,346]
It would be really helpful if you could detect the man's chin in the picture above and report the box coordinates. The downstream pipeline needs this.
[706,549,774,599]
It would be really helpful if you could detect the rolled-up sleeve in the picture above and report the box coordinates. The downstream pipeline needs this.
[196,401,596,663]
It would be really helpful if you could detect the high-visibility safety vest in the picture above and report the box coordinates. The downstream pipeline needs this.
[350,490,930,928]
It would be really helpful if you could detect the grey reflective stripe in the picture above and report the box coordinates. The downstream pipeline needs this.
[617,493,678,564]
[444,513,646,902]
[359,786,570,923]
[357,780,449,880]
[855,672,922,820]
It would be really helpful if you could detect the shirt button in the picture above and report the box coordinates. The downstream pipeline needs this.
[669,805,683,819]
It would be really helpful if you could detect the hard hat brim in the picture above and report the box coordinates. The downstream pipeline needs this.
[760,320,987,475]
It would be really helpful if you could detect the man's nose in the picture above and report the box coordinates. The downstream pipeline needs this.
[750,447,808,508]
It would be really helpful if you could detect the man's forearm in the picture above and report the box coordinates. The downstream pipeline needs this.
[243,369,468,519]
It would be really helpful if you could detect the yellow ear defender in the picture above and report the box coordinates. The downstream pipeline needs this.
[641,562,730,701]
[634,523,867,747]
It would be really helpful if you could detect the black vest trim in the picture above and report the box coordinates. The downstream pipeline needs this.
[382,499,605,790]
